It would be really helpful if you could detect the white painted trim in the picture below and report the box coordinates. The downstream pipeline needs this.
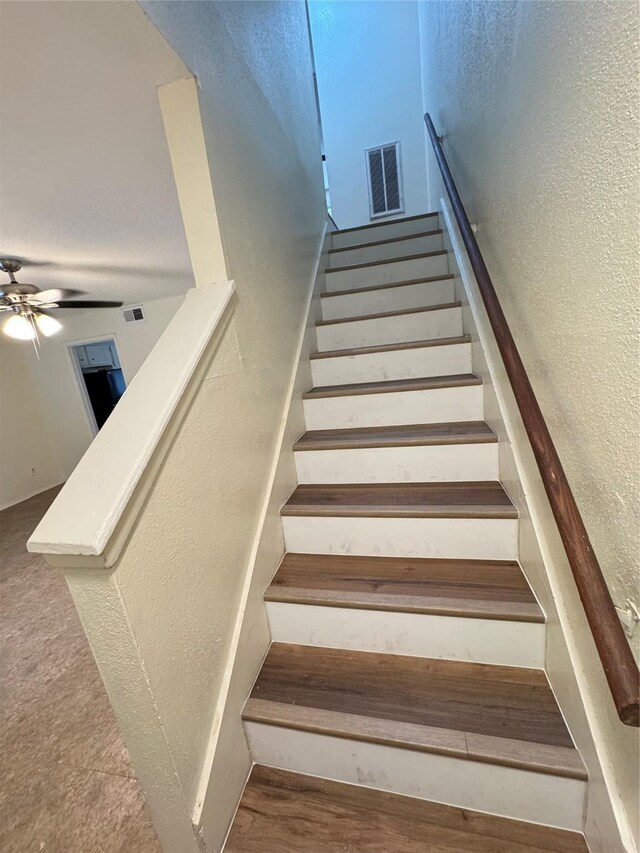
[0,481,65,513]
[27,281,235,563]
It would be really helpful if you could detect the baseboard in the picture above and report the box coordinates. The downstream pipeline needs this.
[440,196,637,853]
[0,481,65,513]
[193,220,331,852]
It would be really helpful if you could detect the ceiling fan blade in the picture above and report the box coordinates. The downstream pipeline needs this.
[30,288,86,303]
[54,300,124,308]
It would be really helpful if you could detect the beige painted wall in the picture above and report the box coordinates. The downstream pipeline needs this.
[419,3,639,846]
[46,2,326,850]
[0,295,183,510]
[418,0,640,659]
[441,201,638,851]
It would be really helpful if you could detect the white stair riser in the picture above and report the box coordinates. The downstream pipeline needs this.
[331,216,440,250]
[325,253,449,293]
[310,342,472,386]
[294,443,499,484]
[321,279,454,321]
[266,602,545,668]
[317,306,462,351]
[303,385,483,431]
[245,725,586,832]
[328,232,444,268]
[282,516,518,561]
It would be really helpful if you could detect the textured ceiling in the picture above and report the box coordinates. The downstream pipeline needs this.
[0,1,194,304]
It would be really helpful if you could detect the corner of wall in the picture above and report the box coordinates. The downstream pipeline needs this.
[158,75,228,287]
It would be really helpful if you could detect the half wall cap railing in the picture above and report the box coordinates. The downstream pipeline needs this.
[424,112,639,727]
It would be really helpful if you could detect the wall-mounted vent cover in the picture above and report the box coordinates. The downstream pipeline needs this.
[365,141,404,219]
[122,305,145,324]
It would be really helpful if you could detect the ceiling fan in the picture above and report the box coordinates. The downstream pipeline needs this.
[0,258,123,352]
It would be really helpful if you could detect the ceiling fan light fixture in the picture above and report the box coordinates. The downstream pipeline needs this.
[3,312,36,340]
[35,312,63,337]
[0,258,123,355]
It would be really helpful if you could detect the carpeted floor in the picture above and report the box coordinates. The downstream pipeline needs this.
[0,487,161,853]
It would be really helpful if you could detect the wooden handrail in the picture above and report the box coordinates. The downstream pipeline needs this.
[424,113,639,727]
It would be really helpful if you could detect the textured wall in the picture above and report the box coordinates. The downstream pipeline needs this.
[309,0,429,228]
[113,0,327,847]
[419,0,640,655]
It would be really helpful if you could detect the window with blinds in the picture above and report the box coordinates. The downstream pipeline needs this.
[365,141,404,219]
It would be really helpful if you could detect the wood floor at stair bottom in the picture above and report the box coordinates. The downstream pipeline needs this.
[225,765,589,853]
[281,481,517,518]
[266,553,544,622]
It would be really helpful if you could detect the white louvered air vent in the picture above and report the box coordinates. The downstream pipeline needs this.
[365,141,404,219]
[122,305,145,324]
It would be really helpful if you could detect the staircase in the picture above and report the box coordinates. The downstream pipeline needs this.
[227,213,589,851]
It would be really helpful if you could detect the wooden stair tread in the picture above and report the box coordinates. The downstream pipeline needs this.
[281,482,517,519]
[294,421,497,450]
[304,373,481,399]
[265,553,543,623]
[322,273,454,299]
[316,300,460,326]
[225,766,588,853]
[244,645,585,779]
[310,334,470,360]
[326,248,447,274]
[329,228,443,254]
[332,211,438,237]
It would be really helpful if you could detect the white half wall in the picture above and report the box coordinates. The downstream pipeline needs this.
[309,0,429,229]
[0,294,183,510]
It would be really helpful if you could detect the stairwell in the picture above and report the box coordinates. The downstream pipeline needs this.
[224,213,590,851]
